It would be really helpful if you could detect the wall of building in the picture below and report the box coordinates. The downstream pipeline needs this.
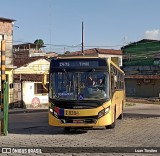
[0,19,14,107]
[122,40,160,66]
[22,82,48,108]
[14,59,49,74]
[126,79,160,98]
[0,20,13,66]
[124,66,160,76]
[13,59,50,108]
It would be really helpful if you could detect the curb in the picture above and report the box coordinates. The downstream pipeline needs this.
[126,101,160,105]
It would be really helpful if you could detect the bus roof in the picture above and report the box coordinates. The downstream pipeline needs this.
[50,57,124,74]
[56,56,104,60]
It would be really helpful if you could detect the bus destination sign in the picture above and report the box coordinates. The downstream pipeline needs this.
[59,61,98,67]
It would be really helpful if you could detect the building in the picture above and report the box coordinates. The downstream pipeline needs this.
[45,51,58,58]
[61,48,122,67]
[12,43,57,109]
[122,39,160,66]
[0,17,16,135]
[13,43,58,58]
[121,39,160,98]
[13,43,46,57]
[0,17,16,105]
[13,58,50,108]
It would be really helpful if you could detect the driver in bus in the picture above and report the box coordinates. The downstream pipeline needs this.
[97,77,105,91]
[87,76,96,86]
[99,78,105,86]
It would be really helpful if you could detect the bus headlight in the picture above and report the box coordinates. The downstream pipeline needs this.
[53,111,58,118]
[50,108,58,118]
[49,108,53,113]
[98,107,110,118]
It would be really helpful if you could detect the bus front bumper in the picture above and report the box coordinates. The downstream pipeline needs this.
[48,111,113,127]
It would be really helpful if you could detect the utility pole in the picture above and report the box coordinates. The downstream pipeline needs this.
[82,21,84,55]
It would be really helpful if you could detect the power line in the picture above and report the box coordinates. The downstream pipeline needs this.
[4,39,160,53]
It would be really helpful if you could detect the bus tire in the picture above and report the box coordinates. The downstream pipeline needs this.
[64,127,71,132]
[106,108,116,129]
[118,112,123,120]
[118,105,124,120]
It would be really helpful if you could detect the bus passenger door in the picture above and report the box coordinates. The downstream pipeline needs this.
[111,74,117,119]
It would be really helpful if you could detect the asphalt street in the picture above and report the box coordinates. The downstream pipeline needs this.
[0,103,160,156]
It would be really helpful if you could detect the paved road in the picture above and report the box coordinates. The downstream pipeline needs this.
[0,103,160,156]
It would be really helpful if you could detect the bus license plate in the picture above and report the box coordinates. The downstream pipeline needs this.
[73,119,84,123]
[65,110,80,116]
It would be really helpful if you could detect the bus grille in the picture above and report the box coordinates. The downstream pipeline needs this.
[59,116,98,124]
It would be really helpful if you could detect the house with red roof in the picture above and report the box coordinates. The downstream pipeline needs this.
[12,57,49,109]
[61,48,123,67]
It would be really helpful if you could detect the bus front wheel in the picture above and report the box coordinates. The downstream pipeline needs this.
[118,104,124,120]
[106,109,116,129]
[64,127,71,132]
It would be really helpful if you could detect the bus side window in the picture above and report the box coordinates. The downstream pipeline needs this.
[111,75,115,91]
[111,74,117,92]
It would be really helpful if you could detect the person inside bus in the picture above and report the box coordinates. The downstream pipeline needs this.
[98,77,105,90]
[85,75,96,95]
[87,75,95,87]
[99,78,105,86]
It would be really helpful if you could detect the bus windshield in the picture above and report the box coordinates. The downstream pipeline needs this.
[49,71,109,100]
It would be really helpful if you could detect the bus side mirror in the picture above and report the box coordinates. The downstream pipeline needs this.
[111,75,117,91]
[42,72,48,91]
[42,74,47,86]
[114,75,117,89]
[114,75,117,82]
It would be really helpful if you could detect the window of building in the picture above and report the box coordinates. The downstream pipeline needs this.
[34,83,48,95]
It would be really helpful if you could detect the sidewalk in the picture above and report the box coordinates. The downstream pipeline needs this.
[126,97,160,105]
[8,97,160,114]
[8,108,48,114]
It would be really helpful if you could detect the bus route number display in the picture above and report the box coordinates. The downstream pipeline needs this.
[59,61,98,67]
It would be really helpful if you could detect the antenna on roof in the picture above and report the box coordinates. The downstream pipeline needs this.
[82,21,84,56]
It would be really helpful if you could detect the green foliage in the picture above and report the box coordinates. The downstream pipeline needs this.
[64,51,70,54]
[34,39,44,50]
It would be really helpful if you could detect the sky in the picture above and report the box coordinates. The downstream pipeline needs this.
[0,0,160,53]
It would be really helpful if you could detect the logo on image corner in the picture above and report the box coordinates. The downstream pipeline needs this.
[2,148,12,153]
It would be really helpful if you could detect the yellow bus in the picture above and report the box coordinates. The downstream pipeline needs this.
[48,57,125,131]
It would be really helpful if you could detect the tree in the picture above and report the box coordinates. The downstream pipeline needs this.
[64,51,70,54]
[34,39,44,50]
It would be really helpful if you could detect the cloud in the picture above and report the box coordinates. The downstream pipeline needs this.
[144,29,160,40]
